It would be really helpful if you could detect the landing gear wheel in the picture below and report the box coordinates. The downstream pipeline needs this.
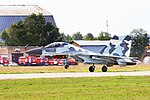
[89,66,95,72]
[64,65,69,69]
[101,65,107,72]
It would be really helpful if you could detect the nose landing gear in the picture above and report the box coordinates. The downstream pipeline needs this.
[64,64,69,69]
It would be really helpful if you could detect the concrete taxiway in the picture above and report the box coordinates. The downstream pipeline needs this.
[0,71,150,80]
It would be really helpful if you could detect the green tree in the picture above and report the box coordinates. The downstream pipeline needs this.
[1,13,63,46]
[24,13,45,45]
[62,34,73,42]
[129,28,149,58]
[1,20,26,46]
[84,33,94,40]
[72,32,83,40]
[44,22,62,45]
[97,31,111,40]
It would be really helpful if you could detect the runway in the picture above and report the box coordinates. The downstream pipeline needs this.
[0,71,150,80]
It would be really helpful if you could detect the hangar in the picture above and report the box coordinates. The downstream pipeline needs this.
[0,5,56,33]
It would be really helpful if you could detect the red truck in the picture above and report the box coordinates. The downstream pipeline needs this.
[18,55,78,66]
[48,57,78,66]
[0,56,9,66]
[48,58,58,65]
[56,59,65,65]
[18,56,37,66]
[36,57,49,66]
[18,56,49,66]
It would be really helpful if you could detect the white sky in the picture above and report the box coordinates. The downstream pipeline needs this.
[0,0,150,36]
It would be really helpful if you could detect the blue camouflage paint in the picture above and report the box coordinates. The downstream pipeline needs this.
[112,35,131,57]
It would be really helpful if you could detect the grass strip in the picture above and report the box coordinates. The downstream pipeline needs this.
[0,76,150,100]
[0,64,150,74]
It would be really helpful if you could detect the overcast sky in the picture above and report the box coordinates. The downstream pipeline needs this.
[0,0,150,36]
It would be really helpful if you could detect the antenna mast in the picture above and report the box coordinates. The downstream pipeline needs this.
[106,20,109,33]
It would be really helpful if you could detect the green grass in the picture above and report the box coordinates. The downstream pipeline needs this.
[0,64,150,74]
[0,76,150,100]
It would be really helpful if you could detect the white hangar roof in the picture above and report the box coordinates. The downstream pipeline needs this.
[73,40,110,46]
[0,5,56,33]
[0,5,51,16]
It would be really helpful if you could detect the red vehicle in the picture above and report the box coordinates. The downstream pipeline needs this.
[36,57,49,66]
[48,55,66,65]
[57,59,65,65]
[18,56,28,66]
[29,56,37,65]
[35,57,42,66]
[18,56,37,66]
[18,55,78,66]
[48,58,58,65]
[0,56,9,66]
[42,57,49,66]
[48,57,78,66]
[66,58,78,65]
[47,55,78,66]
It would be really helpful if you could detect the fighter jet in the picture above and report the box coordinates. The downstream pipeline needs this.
[42,35,140,72]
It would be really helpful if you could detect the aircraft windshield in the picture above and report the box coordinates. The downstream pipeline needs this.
[44,42,68,48]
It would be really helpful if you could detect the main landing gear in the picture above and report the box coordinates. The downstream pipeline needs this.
[64,64,108,72]
[101,65,107,72]
[89,64,95,72]
[89,64,108,72]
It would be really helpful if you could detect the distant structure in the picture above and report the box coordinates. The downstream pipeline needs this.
[142,46,150,64]
[0,5,56,33]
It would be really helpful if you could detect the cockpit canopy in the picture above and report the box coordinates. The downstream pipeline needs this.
[44,42,68,48]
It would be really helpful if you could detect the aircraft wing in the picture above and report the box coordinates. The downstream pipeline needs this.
[75,52,138,66]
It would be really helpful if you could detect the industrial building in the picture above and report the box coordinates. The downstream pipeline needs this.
[0,5,56,63]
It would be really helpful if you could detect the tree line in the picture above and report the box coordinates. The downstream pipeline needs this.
[0,13,149,59]
[63,31,111,42]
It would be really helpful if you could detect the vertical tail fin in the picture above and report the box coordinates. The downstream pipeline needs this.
[111,35,132,57]
[101,35,126,55]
